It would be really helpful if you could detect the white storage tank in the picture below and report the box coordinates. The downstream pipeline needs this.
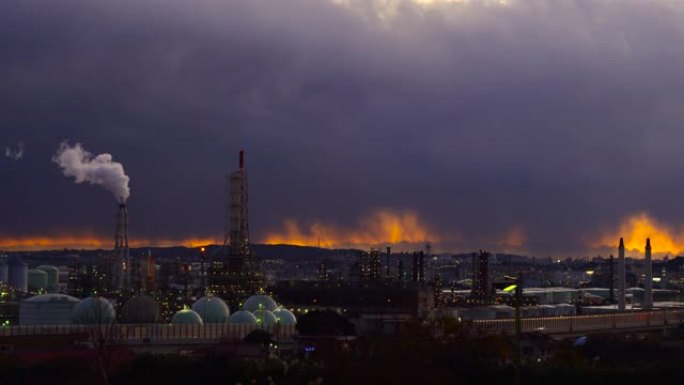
[192,296,230,323]
[36,265,60,293]
[72,297,116,325]
[19,294,81,325]
[28,269,49,293]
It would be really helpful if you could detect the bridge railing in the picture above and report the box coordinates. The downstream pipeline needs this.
[0,323,297,344]
[472,309,684,334]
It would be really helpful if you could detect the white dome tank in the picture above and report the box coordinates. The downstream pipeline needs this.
[228,310,258,324]
[243,294,277,312]
[273,307,297,324]
[72,297,116,325]
[253,309,278,325]
[171,308,203,324]
[191,295,230,323]
[19,294,80,325]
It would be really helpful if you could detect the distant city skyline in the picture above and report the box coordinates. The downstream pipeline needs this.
[3,0,684,257]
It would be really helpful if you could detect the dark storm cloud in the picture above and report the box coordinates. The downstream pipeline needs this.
[2,0,684,255]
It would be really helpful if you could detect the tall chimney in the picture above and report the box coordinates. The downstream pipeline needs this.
[418,250,425,283]
[644,238,653,309]
[113,203,130,291]
[609,254,615,303]
[410,252,417,282]
[397,258,404,283]
[385,247,391,280]
[618,237,626,311]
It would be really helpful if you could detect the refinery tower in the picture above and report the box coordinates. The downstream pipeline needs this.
[210,150,262,299]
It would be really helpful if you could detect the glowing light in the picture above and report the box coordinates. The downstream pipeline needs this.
[503,284,516,293]
[263,209,440,249]
[593,212,684,255]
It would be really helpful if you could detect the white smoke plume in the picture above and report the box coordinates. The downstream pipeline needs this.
[52,142,130,203]
[4,141,25,161]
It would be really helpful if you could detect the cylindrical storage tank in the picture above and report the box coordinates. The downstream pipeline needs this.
[0,261,8,283]
[8,256,28,292]
[36,265,60,293]
[28,269,48,293]
[19,294,80,325]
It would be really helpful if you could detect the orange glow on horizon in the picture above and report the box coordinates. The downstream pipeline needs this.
[499,226,526,248]
[264,209,441,249]
[0,235,217,251]
[594,212,684,255]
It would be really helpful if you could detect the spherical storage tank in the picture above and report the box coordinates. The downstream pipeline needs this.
[122,295,160,324]
[8,256,28,292]
[171,308,203,325]
[19,294,80,325]
[28,269,48,292]
[228,310,258,324]
[253,309,278,325]
[273,308,297,324]
[36,265,60,293]
[192,296,230,323]
[243,294,277,312]
[72,297,116,324]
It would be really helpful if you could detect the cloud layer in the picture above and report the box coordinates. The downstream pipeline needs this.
[2,0,684,255]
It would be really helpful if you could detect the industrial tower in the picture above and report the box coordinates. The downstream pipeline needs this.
[112,203,130,291]
[227,150,251,272]
[618,238,626,311]
[211,150,262,299]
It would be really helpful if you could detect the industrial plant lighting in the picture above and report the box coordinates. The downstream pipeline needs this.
[503,284,517,293]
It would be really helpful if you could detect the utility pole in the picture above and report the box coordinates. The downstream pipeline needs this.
[514,272,523,385]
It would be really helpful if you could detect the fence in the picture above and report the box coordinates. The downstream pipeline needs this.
[472,309,684,334]
[0,323,297,345]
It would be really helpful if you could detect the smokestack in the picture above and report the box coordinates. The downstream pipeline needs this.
[411,252,419,283]
[418,251,425,283]
[200,247,206,295]
[114,203,130,291]
[609,254,615,303]
[239,149,244,170]
[644,238,653,309]
[385,247,391,280]
[618,237,626,311]
[397,259,404,283]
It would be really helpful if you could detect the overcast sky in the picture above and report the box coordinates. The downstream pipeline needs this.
[2,0,684,256]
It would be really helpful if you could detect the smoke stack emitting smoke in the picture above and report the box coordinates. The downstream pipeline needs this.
[52,142,130,203]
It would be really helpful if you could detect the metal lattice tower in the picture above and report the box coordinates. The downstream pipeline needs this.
[212,150,262,299]
[226,150,251,271]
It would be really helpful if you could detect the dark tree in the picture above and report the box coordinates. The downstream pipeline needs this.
[296,310,355,336]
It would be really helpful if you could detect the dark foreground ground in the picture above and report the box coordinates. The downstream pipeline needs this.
[2,327,684,385]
